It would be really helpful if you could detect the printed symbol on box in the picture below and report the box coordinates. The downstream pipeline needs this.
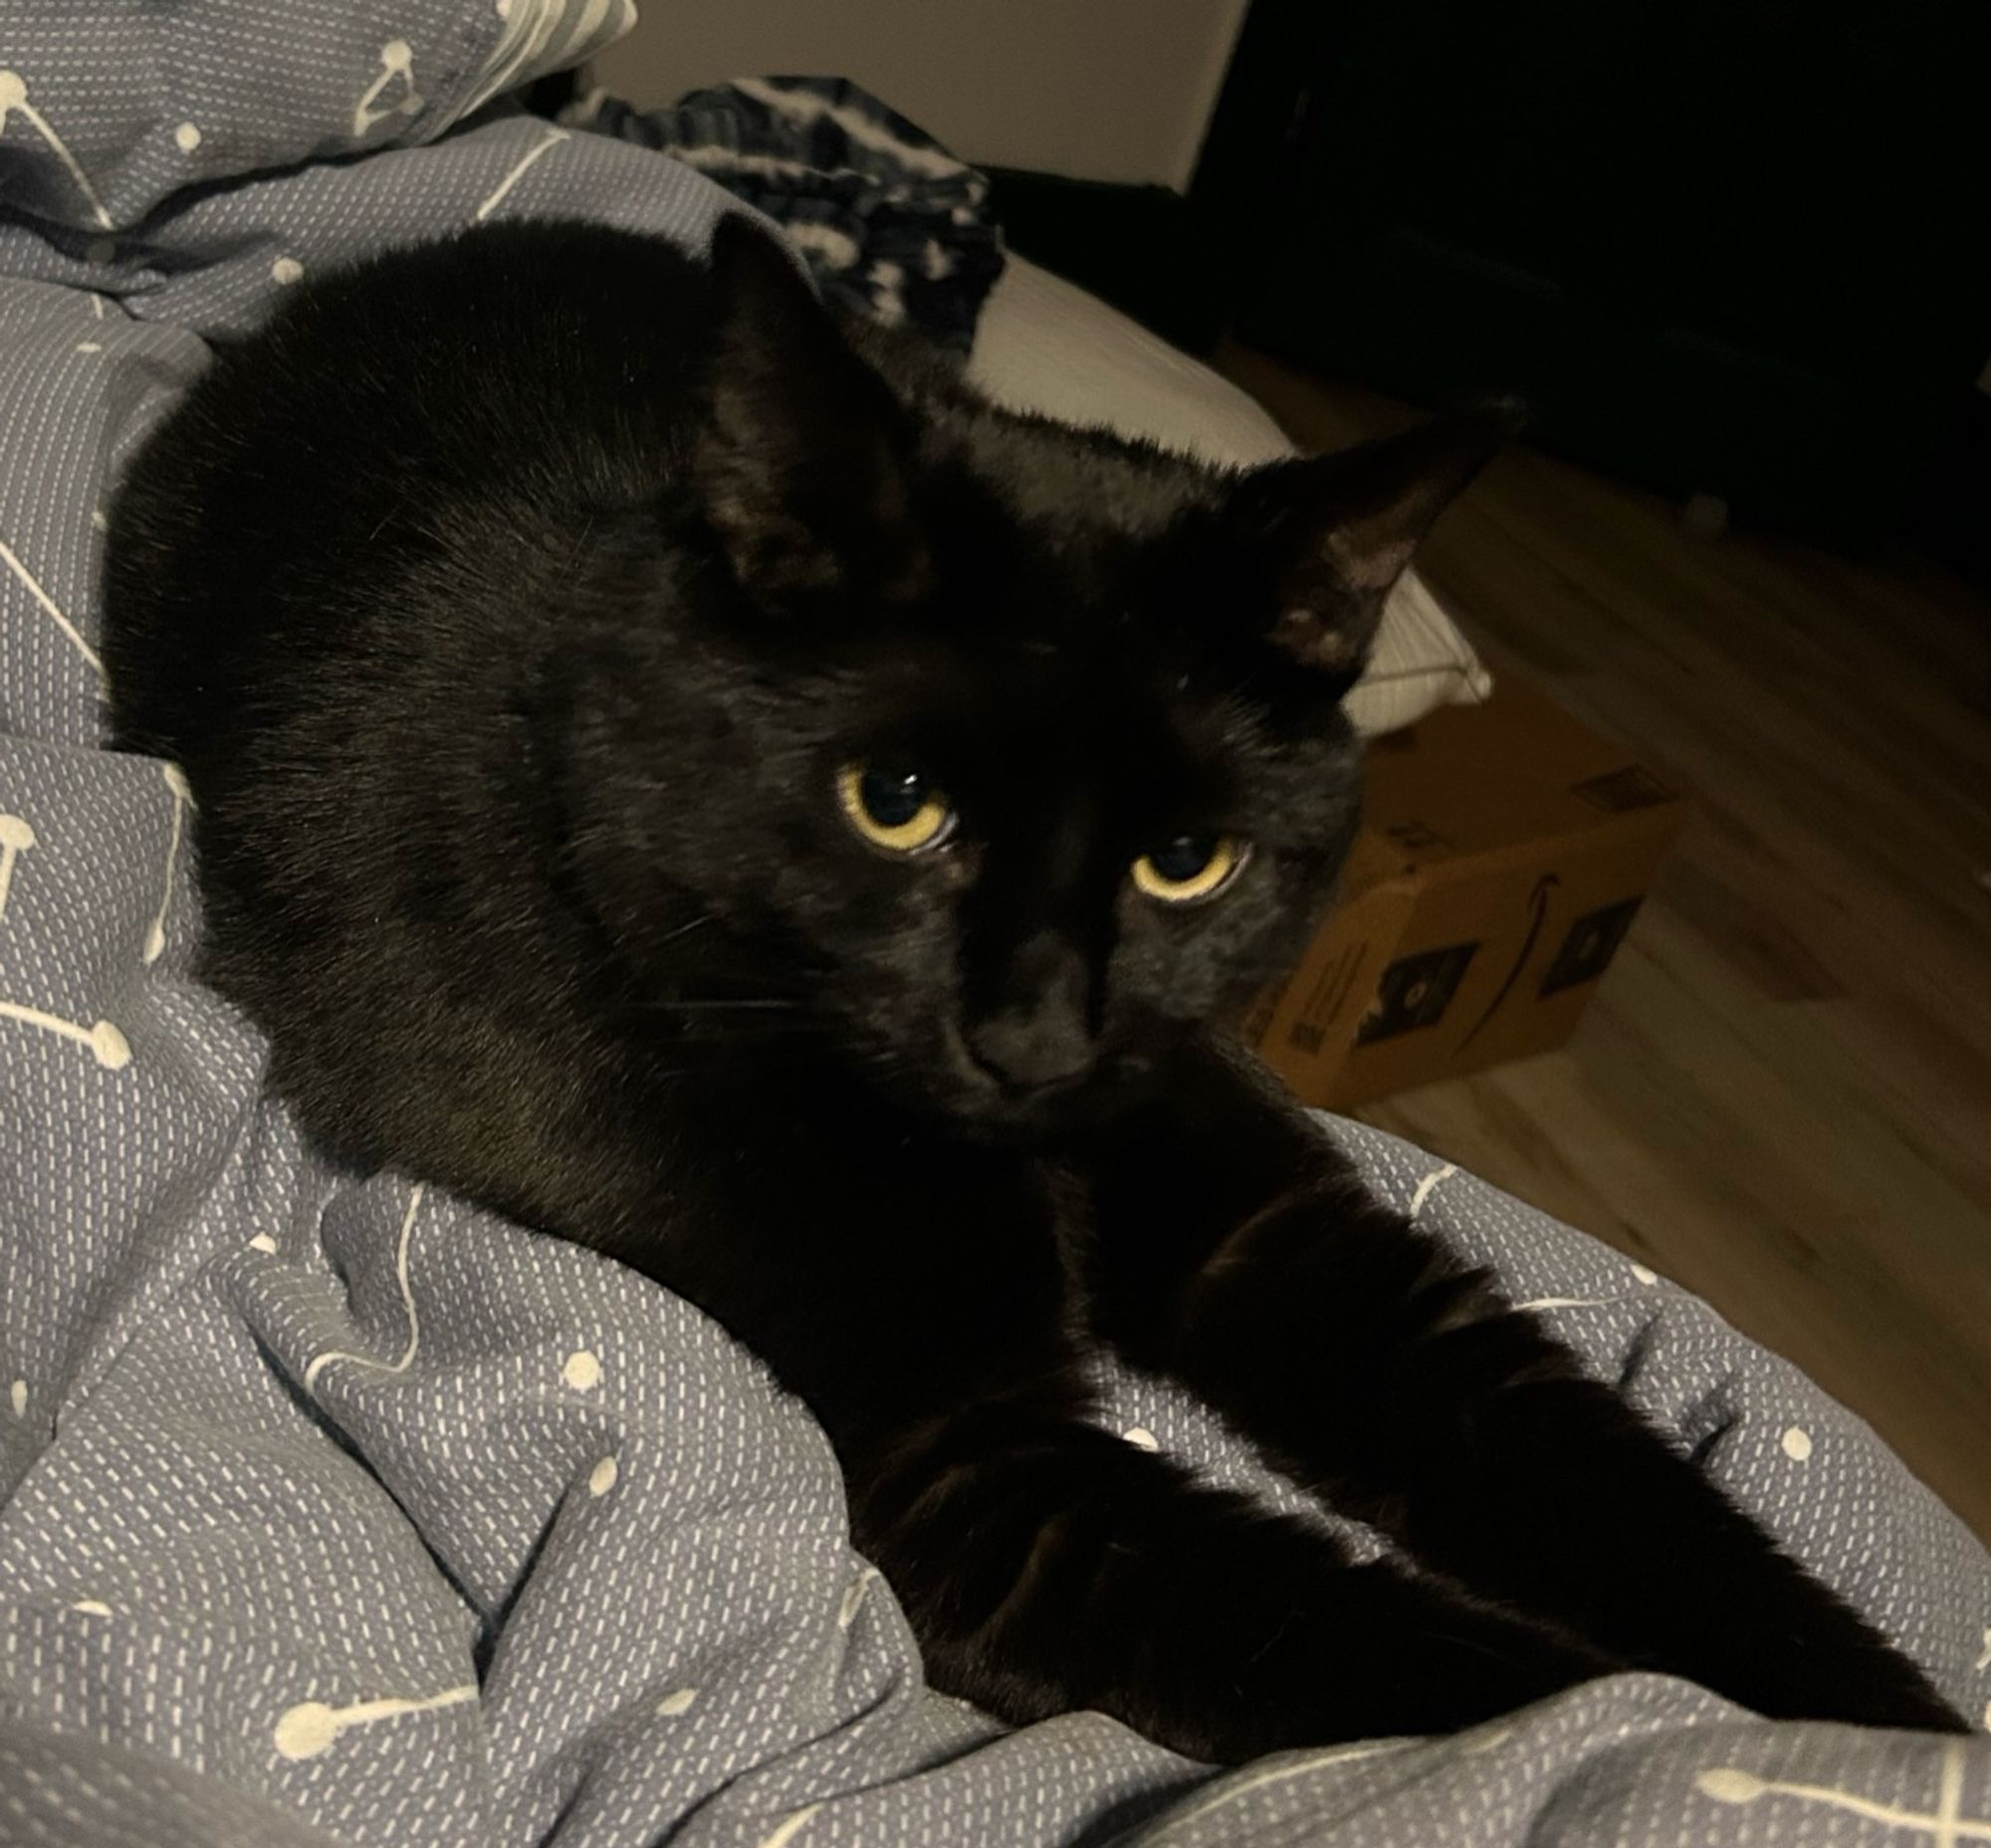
[1569,766,1674,813]
[1456,871,1558,1050]
[1538,897,1644,997]
[1357,942,1478,1044]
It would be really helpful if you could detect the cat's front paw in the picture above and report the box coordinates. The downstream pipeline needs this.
[1215,1565,1619,1757]
[1356,1597,1619,1740]
[1651,1567,1968,1733]
[1715,1637,1968,1734]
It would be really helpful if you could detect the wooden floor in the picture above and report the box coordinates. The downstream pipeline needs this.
[1219,343,1991,1543]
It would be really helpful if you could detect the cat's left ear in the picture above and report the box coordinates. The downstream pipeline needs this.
[693,215,928,608]
[1227,403,1522,684]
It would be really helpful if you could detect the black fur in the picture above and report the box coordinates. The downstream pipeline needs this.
[103,217,1961,1759]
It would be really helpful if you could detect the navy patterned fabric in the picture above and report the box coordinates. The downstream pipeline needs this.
[570,76,1003,351]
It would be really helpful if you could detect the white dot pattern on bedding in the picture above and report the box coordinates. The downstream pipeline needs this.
[2,4,1988,1844]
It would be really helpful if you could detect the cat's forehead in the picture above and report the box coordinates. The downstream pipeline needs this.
[843,621,1266,805]
[932,398,1227,541]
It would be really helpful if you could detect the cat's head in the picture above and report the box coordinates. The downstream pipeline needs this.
[562,220,1511,1136]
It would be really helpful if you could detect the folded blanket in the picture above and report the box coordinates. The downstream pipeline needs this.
[2,5,1987,1844]
[568,76,1004,351]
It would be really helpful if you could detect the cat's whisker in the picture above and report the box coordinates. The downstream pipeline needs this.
[656,914,716,946]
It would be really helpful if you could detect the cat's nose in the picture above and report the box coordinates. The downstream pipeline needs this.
[969,1009,1093,1090]
[968,933,1094,1091]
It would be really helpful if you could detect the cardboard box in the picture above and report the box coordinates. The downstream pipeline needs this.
[1245,681,1687,1108]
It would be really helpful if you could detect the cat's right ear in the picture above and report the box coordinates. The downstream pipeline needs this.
[693,216,928,608]
[1224,402,1521,691]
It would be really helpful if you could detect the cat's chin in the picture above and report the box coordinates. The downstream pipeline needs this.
[941,1083,1106,1147]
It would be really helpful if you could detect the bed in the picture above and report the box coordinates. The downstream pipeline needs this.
[2,6,1987,1844]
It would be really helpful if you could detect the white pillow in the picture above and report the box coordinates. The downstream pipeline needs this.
[966,254,1492,736]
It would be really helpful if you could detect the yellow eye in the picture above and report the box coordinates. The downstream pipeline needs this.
[1132,834,1246,904]
[837,762,955,853]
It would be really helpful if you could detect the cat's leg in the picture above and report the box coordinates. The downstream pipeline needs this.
[845,1371,1611,1761]
[648,1108,1605,1763]
[1079,1034,1964,1732]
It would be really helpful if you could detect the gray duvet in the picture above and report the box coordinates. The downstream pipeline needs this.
[2,5,1987,1843]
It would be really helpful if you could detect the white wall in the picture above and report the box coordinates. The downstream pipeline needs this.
[595,0,1250,191]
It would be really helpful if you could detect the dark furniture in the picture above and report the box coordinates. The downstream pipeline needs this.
[1000,1,1991,552]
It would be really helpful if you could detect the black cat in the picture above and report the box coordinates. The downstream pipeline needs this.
[102,217,1961,1760]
